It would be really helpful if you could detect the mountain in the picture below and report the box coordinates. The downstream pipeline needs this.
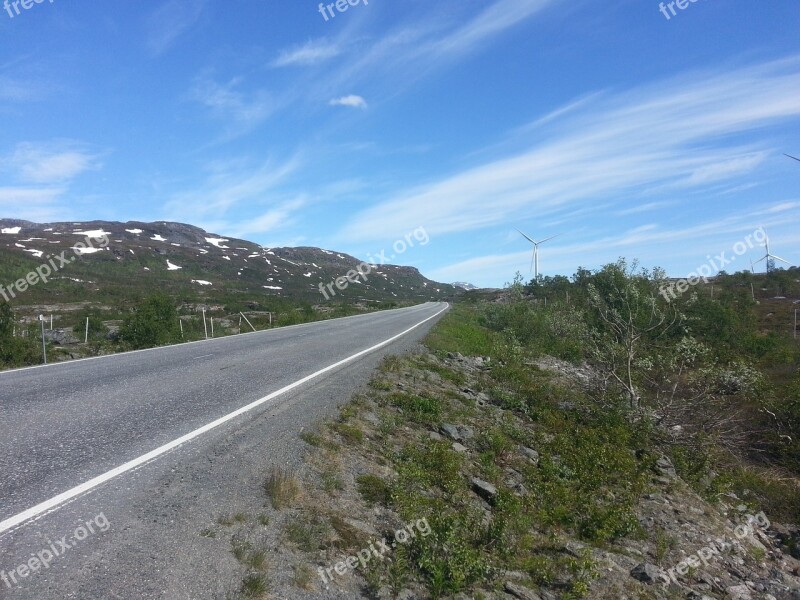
[0,219,462,307]
[452,281,478,290]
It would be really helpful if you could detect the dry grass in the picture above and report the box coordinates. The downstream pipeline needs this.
[264,466,301,510]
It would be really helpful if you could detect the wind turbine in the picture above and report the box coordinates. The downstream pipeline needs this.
[516,230,559,279]
[753,228,790,274]
[785,154,800,163]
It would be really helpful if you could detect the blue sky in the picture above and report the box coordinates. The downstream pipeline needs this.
[1,0,799,288]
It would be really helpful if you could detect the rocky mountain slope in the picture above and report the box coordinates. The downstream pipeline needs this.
[0,219,461,307]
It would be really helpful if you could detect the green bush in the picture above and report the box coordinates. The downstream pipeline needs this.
[118,294,182,349]
[0,302,41,368]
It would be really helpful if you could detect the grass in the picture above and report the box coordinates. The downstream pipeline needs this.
[330,422,364,445]
[264,467,301,510]
[293,564,314,590]
[299,430,323,447]
[285,513,331,552]
[239,574,269,598]
[356,474,392,506]
[321,468,344,494]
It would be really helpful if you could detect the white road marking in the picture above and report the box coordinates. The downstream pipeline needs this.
[0,303,448,535]
[193,354,215,360]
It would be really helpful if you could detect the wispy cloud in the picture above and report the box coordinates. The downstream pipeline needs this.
[163,155,303,229]
[430,206,800,285]
[329,95,367,109]
[0,187,68,222]
[145,0,205,56]
[338,58,800,243]
[4,141,101,184]
[190,76,279,135]
[272,39,343,68]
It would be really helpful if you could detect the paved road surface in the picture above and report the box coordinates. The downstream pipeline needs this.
[0,302,448,599]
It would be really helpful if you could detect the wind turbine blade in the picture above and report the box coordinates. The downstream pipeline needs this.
[516,229,537,245]
[538,234,560,245]
[530,251,536,273]
[753,256,767,264]
[772,255,791,265]
[785,153,800,163]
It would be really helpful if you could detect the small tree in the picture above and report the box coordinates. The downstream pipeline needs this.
[0,301,40,367]
[0,301,13,339]
[119,294,182,350]
[586,260,682,409]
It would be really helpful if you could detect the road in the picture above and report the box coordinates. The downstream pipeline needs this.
[0,301,448,599]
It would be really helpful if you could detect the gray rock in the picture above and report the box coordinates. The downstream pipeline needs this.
[726,584,752,600]
[452,442,468,453]
[429,431,443,441]
[439,423,461,441]
[503,581,542,600]
[471,478,498,504]
[363,411,381,425]
[521,446,540,465]
[655,456,678,479]
[630,562,664,584]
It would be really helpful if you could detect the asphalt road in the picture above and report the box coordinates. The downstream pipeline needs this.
[0,301,448,599]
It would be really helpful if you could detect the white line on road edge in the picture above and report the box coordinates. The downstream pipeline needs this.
[0,303,449,536]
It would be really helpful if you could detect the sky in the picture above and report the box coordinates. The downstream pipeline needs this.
[0,0,799,288]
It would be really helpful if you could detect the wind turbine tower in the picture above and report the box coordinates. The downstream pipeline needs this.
[517,230,559,279]
[754,229,790,274]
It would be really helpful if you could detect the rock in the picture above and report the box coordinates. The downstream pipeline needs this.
[460,425,475,440]
[471,478,498,504]
[43,328,79,345]
[503,581,542,600]
[452,442,468,453]
[439,423,461,441]
[654,456,678,480]
[630,562,664,584]
[429,431,443,441]
[726,584,752,600]
[521,446,540,465]
[363,411,381,425]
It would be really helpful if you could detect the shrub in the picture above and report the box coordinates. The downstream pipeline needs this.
[118,294,182,349]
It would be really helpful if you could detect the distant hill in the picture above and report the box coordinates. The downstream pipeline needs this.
[0,219,462,307]
[452,281,478,290]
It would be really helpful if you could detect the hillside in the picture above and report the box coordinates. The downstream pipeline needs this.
[0,219,461,309]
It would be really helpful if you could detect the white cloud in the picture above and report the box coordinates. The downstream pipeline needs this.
[191,77,277,130]
[5,142,100,184]
[329,95,367,109]
[337,58,800,243]
[146,0,205,56]
[163,155,303,227]
[272,39,342,68]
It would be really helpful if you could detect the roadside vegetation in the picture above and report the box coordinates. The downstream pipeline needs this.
[220,259,800,599]
[0,294,416,370]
